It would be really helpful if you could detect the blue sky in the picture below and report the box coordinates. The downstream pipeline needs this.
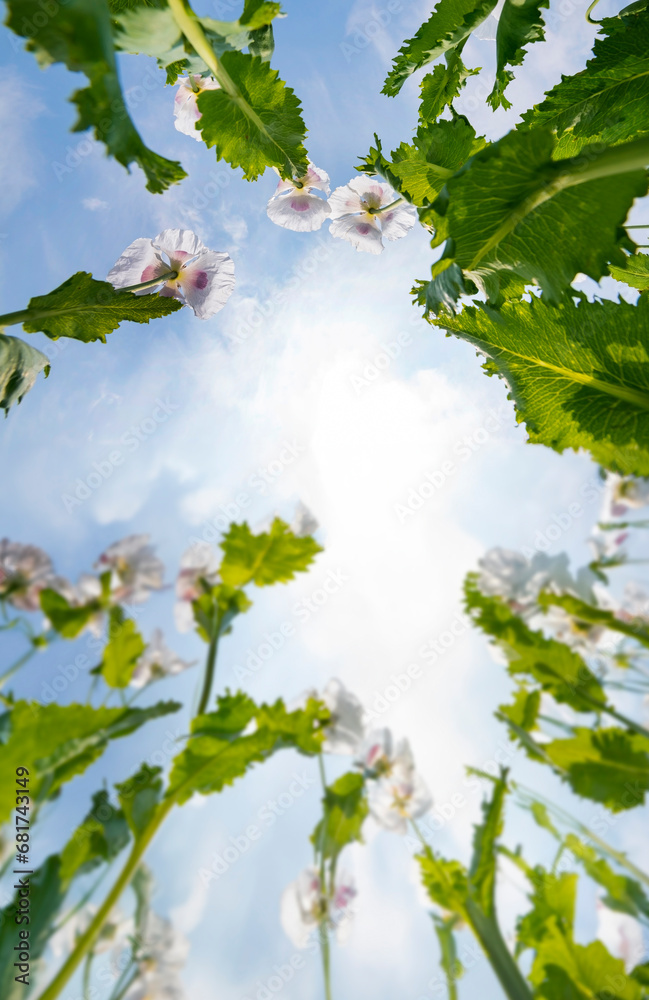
[1,1,648,998]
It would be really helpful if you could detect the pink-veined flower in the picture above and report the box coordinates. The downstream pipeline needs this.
[266,162,331,232]
[0,540,58,611]
[596,901,645,973]
[173,75,220,141]
[600,473,649,520]
[321,678,365,755]
[95,534,164,605]
[328,177,417,255]
[363,735,432,834]
[174,542,221,633]
[280,867,357,948]
[130,629,194,688]
[108,229,235,320]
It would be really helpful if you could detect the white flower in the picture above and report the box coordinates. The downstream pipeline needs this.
[596,901,645,973]
[619,582,649,621]
[589,527,628,564]
[290,501,319,538]
[131,629,194,688]
[0,539,58,611]
[50,905,132,960]
[173,75,220,141]
[365,737,432,835]
[321,678,365,755]
[356,727,396,775]
[96,535,164,605]
[477,548,579,612]
[108,228,235,320]
[328,177,416,254]
[174,542,221,633]
[280,867,356,949]
[126,912,189,1000]
[266,162,331,232]
[601,473,649,520]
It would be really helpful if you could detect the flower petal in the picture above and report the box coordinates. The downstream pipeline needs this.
[330,214,383,254]
[107,239,165,293]
[173,76,220,141]
[380,202,418,242]
[328,182,365,219]
[179,250,236,319]
[152,229,208,261]
[267,192,331,232]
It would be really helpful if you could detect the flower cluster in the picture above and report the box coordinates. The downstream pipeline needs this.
[281,867,357,949]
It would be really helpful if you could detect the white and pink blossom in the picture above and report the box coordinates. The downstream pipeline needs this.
[0,540,58,611]
[361,733,432,834]
[173,75,219,141]
[328,177,416,254]
[108,229,235,320]
[321,678,365,755]
[131,629,194,688]
[96,534,164,605]
[174,542,221,633]
[267,162,331,232]
[596,901,645,972]
[280,867,356,948]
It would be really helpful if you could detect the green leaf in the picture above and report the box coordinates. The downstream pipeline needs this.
[531,925,642,999]
[516,868,576,953]
[5,0,186,194]
[390,118,485,207]
[382,0,498,97]
[414,260,478,317]
[198,51,308,181]
[115,763,164,836]
[420,51,478,122]
[167,693,326,805]
[464,575,607,712]
[60,789,130,884]
[311,772,368,861]
[543,728,649,810]
[520,7,649,157]
[609,253,649,292]
[539,591,649,649]
[430,129,647,307]
[241,0,283,30]
[0,856,64,1000]
[469,771,508,918]
[39,587,100,638]
[432,914,463,999]
[499,686,541,731]
[563,833,649,920]
[101,608,146,688]
[487,0,549,111]
[419,850,471,916]
[0,334,49,415]
[438,296,649,476]
[18,272,183,344]
[0,699,180,823]
[219,518,322,588]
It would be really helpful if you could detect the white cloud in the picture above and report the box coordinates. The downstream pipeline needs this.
[82,197,109,211]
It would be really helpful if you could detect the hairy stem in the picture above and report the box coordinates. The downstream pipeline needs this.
[197,624,220,716]
[119,271,177,293]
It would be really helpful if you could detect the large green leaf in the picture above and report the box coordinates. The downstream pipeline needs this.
[464,576,607,712]
[531,924,642,999]
[544,728,649,811]
[198,51,307,180]
[420,51,478,122]
[488,0,549,110]
[311,772,368,861]
[437,295,649,476]
[60,790,130,884]
[0,857,64,1000]
[219,518,322,588]
[563,833,649,920]
[16,272,182,344]
[167,693,326,805]
[609,253,649,291]
[520,8,649,158]
[0,335,49,415]
[382,0,498,97]
[428,129,647,307]
[4,0,186,194]
[516,869,576,953]
[0,700,180,822]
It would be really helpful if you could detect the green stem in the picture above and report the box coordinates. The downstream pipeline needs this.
[167,0,302,176]
[585,0,602,23]
[464,900,534,1000]
[82,952,93,1000]
[0,647,37,688]
[319,922,333,1000]
[370,197,407,215]
[119,271,177,293]
[196,623,220,716]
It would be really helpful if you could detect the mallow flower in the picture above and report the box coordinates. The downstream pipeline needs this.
[280,867,356,948]
[96,534,164,605]
[601,473,649,520]
[126,911,189,1000]
[130,629,194,688]
[174,542,221,633]
[328,177,416,255]
[266,162,331,232]
[108,228,235,320]
[321,678,365,755]
[173,74,220,141]
[361,734,432,835]
[0,539,58,611]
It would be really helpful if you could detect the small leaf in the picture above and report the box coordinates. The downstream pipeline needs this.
[420,52,478,122]
[40,588,100,638]
[608,253,649,292]
[487,0,549,111]
[101,607,146,688]
[60,789,130,884]
[544,728,649,810]
[20,272,183,344]
[0,335,49,414]
[115,763,164,836]
[219,518,322,588]
[469,771,508,918]
[311,772,368,861]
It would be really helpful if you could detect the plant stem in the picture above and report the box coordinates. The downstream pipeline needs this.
[465,900,534,1000]
[196,623,220,716]
[371,197,407,215]
[82,953,93,1000]
[585,0,602,22]
[119,271,177,293]
[319,923,333,1000]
